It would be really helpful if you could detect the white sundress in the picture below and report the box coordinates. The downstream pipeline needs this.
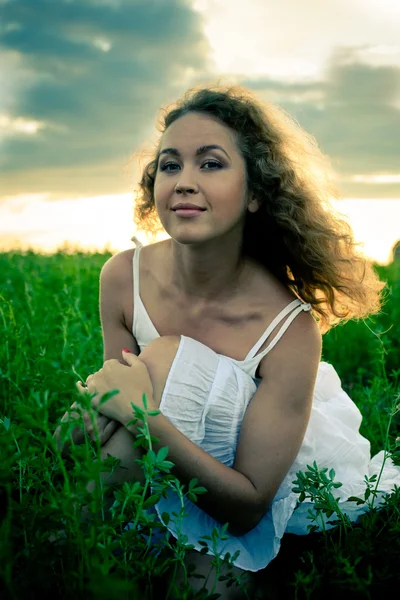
[129,242,400,572]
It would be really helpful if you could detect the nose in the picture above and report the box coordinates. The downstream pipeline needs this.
[175,182,198,194]
[174,170,199,194]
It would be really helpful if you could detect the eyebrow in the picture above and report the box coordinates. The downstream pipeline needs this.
[159,144,230,160]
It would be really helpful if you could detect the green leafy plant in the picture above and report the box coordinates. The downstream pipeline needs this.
[0,250,399,599]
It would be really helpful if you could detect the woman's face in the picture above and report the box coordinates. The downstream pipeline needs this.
[154,112,256,245]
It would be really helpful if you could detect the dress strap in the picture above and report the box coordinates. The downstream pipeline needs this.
[131,237,143,305]
[131,236,143,248]
[132,242,142,322]
[248,299,312,359]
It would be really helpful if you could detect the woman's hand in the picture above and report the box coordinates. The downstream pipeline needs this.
[53,399,120,454]
[75,386,121,444]
[82,412,120,444]
[78,350,155,426]
[53,402,82,453]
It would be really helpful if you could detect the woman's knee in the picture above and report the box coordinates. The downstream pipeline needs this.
[139,335,181,362]
[138,336,181,407]
[139,335,180,373]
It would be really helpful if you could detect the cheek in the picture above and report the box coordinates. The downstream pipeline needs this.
[215,181,247,211]
[153,179,170,207]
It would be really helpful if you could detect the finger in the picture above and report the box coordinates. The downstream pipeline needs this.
[105,419,119,437]
[61,401,81,423]
[82,410,91,426]
[83,411,95,439]
[100,419,119,445]
[90,394,100,412]
[92,415,111,444]
[121,349,141,366]
[96,414,110,430]
[76,381,88,394]
[103,359,121,368]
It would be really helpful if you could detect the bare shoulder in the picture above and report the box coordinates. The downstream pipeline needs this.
[99,248,137,332]
[99,242,165,333]
[100,248,136,285]
[258,303,322,389]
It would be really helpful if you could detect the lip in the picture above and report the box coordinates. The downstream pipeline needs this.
[174,209,205,217]
[172,203,206,211]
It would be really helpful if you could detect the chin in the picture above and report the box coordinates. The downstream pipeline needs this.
[173,235,210,246]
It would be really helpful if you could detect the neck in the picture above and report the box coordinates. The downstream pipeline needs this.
[167,236,249,303]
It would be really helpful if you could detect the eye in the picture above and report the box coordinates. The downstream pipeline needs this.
[202,160,222,170]
[160,160,222,172]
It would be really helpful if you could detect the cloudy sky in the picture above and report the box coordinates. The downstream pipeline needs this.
[1,0,400,260]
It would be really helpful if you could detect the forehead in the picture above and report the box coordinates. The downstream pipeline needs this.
[161,112,236,149]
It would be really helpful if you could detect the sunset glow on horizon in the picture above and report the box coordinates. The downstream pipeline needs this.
[0,192,398,265]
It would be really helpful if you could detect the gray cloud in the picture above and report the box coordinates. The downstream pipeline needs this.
[1,0,212,196]
[242,47,400,197]
[1,1,399,200]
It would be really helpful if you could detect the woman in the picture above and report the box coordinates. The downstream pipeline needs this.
[57,84,400,599]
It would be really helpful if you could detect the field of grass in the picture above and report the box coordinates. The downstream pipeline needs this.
[0,250,399,599]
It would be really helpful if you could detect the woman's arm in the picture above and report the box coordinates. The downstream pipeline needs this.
[54,251,139,452]
[87,250,140,440]
[125,311,322,536]
[99,250,140,361]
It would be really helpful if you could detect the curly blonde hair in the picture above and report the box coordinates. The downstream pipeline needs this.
[131,81,385,332]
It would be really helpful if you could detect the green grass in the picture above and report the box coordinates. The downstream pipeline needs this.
[0,250,399,599]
